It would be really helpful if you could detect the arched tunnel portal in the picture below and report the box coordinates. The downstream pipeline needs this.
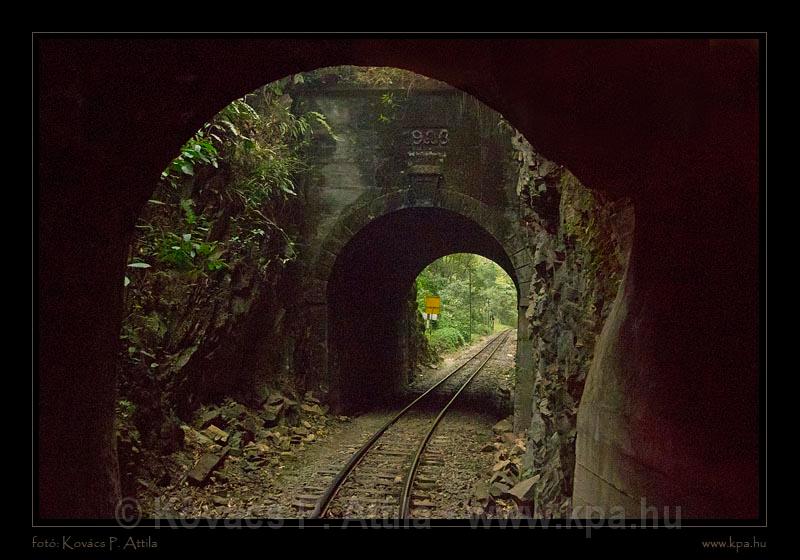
[326,206,521,412]
[36,40,760,520]
[299,181,536,425]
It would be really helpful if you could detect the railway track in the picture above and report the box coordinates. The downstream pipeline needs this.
[298,329,512,519]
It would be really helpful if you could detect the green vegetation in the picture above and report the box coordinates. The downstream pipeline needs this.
[123,77,333,361]
[300,66,438,89]
[415,254,516,356]
[118,76,335,448]
[427,326,466,354]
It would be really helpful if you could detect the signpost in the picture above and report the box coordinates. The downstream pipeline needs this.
[423,295,441,331]
[424,296,441,316]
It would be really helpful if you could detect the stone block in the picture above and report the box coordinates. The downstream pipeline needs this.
[367,195,390,217]
[314,250,337,279]
[321,234,346,256]
[383,190,405,213]
[343,204,371,233]
[510,248,532,270]
[303,278,328,304]
[187,447,230,486]
[514,262,532,281]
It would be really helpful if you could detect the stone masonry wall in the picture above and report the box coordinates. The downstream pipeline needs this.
[512,133,634,516]
[291,82,533,409]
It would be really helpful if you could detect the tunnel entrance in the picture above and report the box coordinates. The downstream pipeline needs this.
[37,42,761,522]
[412,252,518,416]
[327,207,520,412]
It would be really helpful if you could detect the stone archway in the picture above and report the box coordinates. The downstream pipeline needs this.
[303,189,534,423]
[37,39,760,520]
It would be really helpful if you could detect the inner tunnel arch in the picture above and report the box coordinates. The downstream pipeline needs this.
[313,194,533,415]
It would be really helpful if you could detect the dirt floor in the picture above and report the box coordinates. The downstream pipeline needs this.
[132,330,520,519]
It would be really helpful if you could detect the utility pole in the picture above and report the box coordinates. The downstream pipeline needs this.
[468,266,473,339]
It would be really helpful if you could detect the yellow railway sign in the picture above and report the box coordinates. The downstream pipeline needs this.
[424,295,441,315]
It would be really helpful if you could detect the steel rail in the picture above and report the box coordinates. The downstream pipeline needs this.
[310,329,512,519]
[398,329,511,518]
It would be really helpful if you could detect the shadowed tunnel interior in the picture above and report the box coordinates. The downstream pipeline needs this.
[328,207,517,411]
[36,38,760,520]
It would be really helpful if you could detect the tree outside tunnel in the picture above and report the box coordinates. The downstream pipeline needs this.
[415,253,517,354]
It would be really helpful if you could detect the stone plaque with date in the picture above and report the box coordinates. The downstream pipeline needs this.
[405,127,448,188]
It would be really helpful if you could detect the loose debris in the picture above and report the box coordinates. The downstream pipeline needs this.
[468,417,539,517]
[125,336,521,519]
[187,447,230,485]
[129,390,349,518]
